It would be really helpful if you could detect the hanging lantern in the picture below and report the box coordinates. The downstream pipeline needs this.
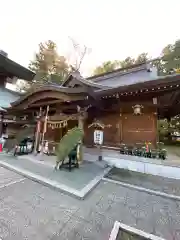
[132,104,143,115]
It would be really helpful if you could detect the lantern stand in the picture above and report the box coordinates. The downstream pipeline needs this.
[132,104,144,115]
[88,120,104,161]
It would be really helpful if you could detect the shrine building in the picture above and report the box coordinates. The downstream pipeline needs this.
[3,59,180,151]
[0,50,35,137]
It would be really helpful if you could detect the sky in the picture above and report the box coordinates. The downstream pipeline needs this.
[0,0,180,76]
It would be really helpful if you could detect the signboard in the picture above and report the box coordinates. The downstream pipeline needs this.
[27,142,33,152]
[109,221,165,240]
[94,130,103,145]
[43,141,49,154]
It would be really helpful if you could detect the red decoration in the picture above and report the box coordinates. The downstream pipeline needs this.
[0,143,2,152]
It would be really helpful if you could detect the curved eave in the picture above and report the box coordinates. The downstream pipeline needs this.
[10,85,88,107]
[76,75,111,89]
[0,54,35,81]
[62,71,111,90]
[0,106,7,112]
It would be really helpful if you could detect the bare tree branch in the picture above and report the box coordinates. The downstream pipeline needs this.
[68,37,91,71]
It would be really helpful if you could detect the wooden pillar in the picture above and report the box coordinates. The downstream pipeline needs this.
[77,106,85,128]
[166,116,171,143]
[40,105,49,155]
[33,107,42,154]
[119,109,123,144]
[78,114,84,129]
[153,111,158,146]
[152,98,158,146]
[77,106,87,163]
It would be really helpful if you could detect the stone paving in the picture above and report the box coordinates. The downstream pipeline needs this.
[106,167,180,197]
[0,166,24,186]
[0,167,180,239]
[0,154,107,191]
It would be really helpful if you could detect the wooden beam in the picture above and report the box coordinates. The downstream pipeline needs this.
[30,99,64,107]
[30,100,85,108]
[21,100,89,111]
[30,104,77,111]
[14,91,85,110]
[99,85,180,101]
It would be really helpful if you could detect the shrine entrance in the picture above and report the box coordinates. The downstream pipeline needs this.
[44,118,79,152]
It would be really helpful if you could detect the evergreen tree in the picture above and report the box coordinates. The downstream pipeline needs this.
[159,39,180,75]
[92,53,150,75]
[29,40,70,85]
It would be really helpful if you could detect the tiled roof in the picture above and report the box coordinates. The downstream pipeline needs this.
[94,72,180,96]
[0,53,35,81]
[61,71,111,90]
[10,83,88,107]
[87,63,159,88]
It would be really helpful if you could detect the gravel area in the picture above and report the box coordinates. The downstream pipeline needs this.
[105,167,180,196]
[0,161,180,239]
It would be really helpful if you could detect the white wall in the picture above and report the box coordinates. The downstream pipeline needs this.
[105,157,180,180]
[0,87,19,108]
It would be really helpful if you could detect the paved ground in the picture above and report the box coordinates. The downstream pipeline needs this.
[166,145,180,158]
[0,154,107,191]
[106,167,180,196]
[0,166,180,239]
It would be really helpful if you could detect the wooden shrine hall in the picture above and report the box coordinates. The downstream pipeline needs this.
[5,61,180,151]
[0,50,35,138]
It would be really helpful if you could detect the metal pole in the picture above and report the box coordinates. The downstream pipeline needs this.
[98,144,102,161]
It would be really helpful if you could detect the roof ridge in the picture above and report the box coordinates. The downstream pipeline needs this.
[89,65,149,82]
[62,70,110,89]
[72,72,110,89]
[87,58,160,81]
[94,72,180,95]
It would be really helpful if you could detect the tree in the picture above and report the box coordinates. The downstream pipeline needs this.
[93,60,120,75]
[159,39,180,75]
[158,119,169,141]
[29,40,70,84]
[135,52,150,64]
[16,39,91,92]
[15,79,31,93]
[119,57,135,68]
[157,115,180,143]
[68,38,91,71]
[162,44,174,56]
[16,40,71,92]
[92,53,150,75]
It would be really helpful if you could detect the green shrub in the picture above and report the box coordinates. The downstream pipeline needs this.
[56,127,84,164]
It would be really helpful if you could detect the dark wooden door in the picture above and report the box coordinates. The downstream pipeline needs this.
[122,113,156,145]
[102,114,120,147]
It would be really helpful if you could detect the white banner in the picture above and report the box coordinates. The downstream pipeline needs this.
[94,130,103,145]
